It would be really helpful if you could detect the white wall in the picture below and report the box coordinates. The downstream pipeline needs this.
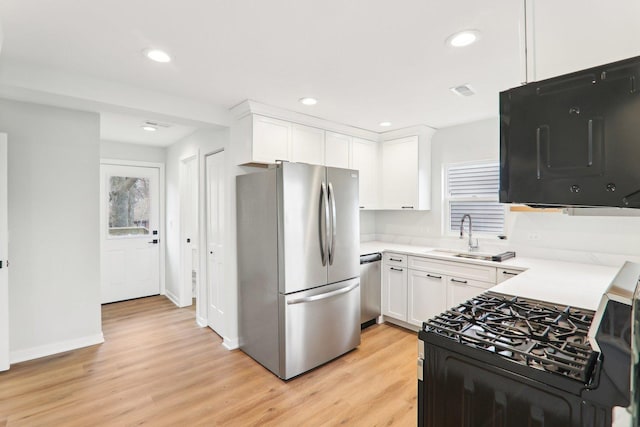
[0,98,103,363]
[374,118,640,265]
[100,140,166,164]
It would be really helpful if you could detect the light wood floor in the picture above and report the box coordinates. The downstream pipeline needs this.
[0,296,418,426]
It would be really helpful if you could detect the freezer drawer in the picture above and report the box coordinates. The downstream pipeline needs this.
[281,278,361,379]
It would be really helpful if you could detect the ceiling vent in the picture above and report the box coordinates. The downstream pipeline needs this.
[450,84,476,97]
[144,120,171,128]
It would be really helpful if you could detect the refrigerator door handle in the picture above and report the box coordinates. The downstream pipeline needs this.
[286,282,359,305]
[328,182,337,265]
[320,181,329,266]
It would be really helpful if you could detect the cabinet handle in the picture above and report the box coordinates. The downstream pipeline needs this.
[359,206,365,209]
[401,206,414,209]
[450,278,468,284]
[390,267,404,272]
[426,274,442,279]
[389,257,403,262]
[502,271,518,276]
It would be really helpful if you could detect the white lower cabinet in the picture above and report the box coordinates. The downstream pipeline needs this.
[446,276,493,309]
[496,268,523,284]
[408,270,446,326]
[382,253,515,327]
[382,263,408,320]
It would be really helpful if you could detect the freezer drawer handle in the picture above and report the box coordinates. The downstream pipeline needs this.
[287,282,359,305]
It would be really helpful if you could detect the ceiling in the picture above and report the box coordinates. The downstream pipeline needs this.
[100,112,196,147]
[0,1,530,136]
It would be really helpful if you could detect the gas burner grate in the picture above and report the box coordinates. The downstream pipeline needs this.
[424,292,598,383]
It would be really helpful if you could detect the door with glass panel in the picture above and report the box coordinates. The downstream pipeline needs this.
[100,164,160,303]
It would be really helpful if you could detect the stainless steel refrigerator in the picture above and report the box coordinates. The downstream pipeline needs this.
[237,162,360,380]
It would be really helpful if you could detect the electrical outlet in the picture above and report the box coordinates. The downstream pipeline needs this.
[527,232,541,241]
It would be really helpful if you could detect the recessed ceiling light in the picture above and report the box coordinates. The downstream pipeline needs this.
[143,48,172,63]
[446,30,480,48]
[379,121,392,127]
[299,97,318,106]
[141,125,157,132]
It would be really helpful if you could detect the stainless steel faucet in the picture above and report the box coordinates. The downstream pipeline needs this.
[460,214,479,251]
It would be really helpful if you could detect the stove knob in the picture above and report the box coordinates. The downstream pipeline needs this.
[606,183,616,192]
[569,184,581,193]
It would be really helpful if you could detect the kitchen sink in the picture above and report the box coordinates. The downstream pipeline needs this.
[454,253,494,261]
[425,248,516,262]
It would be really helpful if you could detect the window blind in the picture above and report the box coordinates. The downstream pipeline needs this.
[446,162,504,234]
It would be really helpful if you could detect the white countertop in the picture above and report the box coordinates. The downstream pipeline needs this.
[361,240,621,310]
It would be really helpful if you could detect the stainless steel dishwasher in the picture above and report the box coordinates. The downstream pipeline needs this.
[359,252,381,328]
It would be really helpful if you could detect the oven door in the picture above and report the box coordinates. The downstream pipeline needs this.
[281,278,360,380]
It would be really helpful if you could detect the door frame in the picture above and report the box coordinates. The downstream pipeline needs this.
[100,159,166,298]
[179,153,199,308]
[0,133,9,371]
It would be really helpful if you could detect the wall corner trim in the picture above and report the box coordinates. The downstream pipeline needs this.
[222,337,239,351]
[9,333,105,365]
[164,290,180,307]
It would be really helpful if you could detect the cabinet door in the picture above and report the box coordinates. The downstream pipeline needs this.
[325,132,351,169]
[352,138,379,210]
[382,264,407,321]
[253,115,291,163]
[291,124,324,165]
[447,277,492,308]
[530,1,640,81]
[381,136,418,209]
[408,270,446,326]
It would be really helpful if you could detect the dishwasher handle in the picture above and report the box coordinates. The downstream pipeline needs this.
[360,253,382,264]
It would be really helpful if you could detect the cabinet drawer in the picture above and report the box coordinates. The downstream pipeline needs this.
[408,256,496,283]
[447,276,494,308]
[384,252,407,267]
[496,267,525,284]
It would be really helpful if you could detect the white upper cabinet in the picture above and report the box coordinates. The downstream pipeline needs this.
[291,124,325,165]
[528,0,640,81]
[381,136,418,210]
[252,115,291,164]
[324,131,351,169]
[351,137,379,210]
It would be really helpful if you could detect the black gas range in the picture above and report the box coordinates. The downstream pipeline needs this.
[418,262,639,427]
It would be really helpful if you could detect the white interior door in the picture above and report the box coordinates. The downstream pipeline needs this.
[180,155,198,307]
[100,164,160,303]
[0,133,9,371]
[206,151,225,335]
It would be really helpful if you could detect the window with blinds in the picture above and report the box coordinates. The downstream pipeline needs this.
[445,162,504,234]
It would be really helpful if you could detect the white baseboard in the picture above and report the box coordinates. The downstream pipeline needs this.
[10,332,105,365]
[222,336,239,350]
[196,316,207,328]
[381,316,420,332]
[165,290,180,307]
